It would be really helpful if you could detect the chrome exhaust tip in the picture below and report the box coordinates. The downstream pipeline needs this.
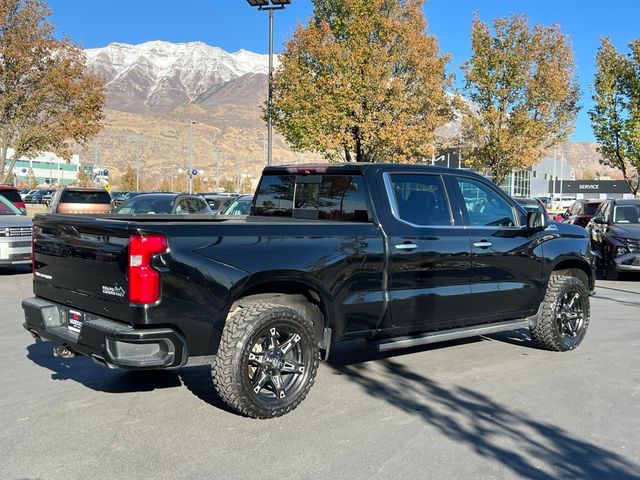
[52,345,75,359]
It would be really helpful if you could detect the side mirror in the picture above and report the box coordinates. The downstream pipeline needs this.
[527,211,547,230]
[592,216,608,225]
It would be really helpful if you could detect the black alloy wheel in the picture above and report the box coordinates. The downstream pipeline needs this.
[212,303,319,418]
[530,274,590,352]
[246,325,308,400]
[556,291,586,348]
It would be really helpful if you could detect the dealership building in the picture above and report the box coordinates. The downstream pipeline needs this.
[432,150,573,197]
[4,149,80,186]
[548,180,634,200]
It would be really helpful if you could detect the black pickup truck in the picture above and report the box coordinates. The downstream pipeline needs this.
[23,164,594,418]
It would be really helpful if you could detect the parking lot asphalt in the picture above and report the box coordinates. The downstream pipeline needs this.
[1,268,639,480]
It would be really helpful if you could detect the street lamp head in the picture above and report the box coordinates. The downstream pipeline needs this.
[247,0,290,7]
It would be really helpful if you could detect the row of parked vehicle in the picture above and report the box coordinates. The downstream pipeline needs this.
[0,186,256,267]
[515,196,640,280]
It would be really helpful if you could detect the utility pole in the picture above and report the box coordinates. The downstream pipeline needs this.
[188,120,196,194]
[552,149,557,207]
[560,150,565,202]
[214,143,220,191]
[135,137,141,191]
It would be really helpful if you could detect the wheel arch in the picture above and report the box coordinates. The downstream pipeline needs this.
[550,258,594,292]
[227,276,332,349]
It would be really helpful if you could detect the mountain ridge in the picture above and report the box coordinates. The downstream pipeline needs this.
[78,40,618,188]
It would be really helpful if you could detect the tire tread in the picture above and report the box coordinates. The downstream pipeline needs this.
[212,303,319,419]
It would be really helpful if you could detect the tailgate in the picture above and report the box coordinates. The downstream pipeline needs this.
[33,215,132,321]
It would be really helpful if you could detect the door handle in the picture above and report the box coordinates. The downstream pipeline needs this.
[395,243,418,251]
[473,241,493,249]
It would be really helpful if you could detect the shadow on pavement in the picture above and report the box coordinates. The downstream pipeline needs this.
[26,340,237,414]
[328,346,640,480]
[27,340,182,392]
[0,264,32,276]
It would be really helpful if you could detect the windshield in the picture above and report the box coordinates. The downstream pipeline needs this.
[0,195,24,215]
[613,204,640,224]
[115,195,174,214]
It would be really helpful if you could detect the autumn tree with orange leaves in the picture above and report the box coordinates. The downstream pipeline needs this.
[0,0,104,183]
[460,15,580,184]
[271,0,451,163]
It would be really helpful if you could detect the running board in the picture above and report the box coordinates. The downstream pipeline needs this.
[372,319,530,352]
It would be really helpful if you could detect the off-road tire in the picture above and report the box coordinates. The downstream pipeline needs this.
[212,303,320,419]
[530,274,590,352]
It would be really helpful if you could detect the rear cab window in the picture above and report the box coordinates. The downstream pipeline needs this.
[254,174,370,222]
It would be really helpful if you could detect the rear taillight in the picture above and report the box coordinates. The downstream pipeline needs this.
[128,233,168,305]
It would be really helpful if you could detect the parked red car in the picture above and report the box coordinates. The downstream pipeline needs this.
[561,200,603,228]
[0,185,26,214]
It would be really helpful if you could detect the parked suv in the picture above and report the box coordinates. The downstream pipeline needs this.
[587,199,640,280]
[47,187,113,214]
[561,199,603,228]
[0,195,32,266]
[0,185,27,213]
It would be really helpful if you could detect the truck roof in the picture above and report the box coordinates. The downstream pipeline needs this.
[263,162,475,177]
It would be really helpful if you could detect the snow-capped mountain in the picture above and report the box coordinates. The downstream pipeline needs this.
[86,41,273,112]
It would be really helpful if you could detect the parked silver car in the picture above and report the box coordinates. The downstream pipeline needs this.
[0,195,32,266]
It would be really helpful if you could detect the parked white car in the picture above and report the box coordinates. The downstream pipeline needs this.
[0,196,32,266]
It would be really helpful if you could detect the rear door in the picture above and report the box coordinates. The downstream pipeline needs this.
[451,176,542,320]
[382,171,473,330]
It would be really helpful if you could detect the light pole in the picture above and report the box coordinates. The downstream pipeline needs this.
[188,120,197,193]
[135,137,141,191]
[246,0,291,167]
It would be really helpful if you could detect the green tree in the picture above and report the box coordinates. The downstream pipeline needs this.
[589,37,640,195]
[271,0,451,163]
[460,15,580,184]
[120,165,137,191]
[222,178,236,193]
[192,175,203,193]
[27,167,38,188]
[0,0,105,183]
[159,178,171,192]
[75,168,90,187]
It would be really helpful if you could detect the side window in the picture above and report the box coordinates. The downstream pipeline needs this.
[253,175,295,217]
[457,177,516,227]
[318,176,369,222]
[602,203,611,220]
[388,174,452,226]
[569,202,579,215]
[175,198,189,214]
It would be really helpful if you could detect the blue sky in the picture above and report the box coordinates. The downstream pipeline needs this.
[48,0,640,142]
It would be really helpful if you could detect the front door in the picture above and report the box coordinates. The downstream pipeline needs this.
[452,176,542,320]
[382,172,473,331]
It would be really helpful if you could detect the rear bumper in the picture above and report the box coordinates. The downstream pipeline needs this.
[22,297,187,369]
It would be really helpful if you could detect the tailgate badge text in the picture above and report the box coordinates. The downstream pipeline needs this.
[102,284,126,298]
